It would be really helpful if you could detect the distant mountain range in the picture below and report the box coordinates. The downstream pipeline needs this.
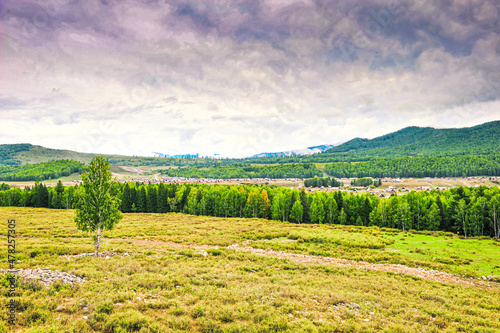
[1,121,499,166]
[251,144,335,158]
[153,152,200,158]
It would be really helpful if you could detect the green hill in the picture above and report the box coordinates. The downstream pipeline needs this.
[0,144,213,168]
[324,121,500,159]
[0,143,103,165]
[1,121,499,168]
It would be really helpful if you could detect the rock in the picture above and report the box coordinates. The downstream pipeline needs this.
[349,302,360,309]
[0,268,84,287]
[55,306,65,312]
[83,316,88,320]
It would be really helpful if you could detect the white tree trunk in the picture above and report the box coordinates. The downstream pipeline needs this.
[95,226,101,257]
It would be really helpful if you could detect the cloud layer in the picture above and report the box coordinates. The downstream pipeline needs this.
[1,0,500,157]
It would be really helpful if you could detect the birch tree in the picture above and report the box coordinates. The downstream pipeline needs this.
[75,156,122,256]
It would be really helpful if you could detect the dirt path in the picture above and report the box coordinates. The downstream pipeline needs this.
[117,166,145,174]
[114,238,500,292]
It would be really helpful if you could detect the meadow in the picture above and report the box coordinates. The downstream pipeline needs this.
[0,207,499,332]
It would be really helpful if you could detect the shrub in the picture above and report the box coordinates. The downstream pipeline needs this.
[96,301,114,314]
[104,310,150,332]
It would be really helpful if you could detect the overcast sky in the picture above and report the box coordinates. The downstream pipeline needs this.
[1,0,500,157]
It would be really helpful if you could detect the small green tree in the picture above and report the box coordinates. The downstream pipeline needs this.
[75,156,123,256]
[289,200,303,224]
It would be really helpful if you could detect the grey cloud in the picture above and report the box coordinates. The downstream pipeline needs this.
[1,0,500,157]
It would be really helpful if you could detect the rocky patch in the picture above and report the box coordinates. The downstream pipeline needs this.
[0,268,84,287]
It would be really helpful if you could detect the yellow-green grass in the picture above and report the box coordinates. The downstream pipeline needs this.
[1,173,82,189]
[385,232,500,278]
[1,208,499,278]
[0,208,499,332]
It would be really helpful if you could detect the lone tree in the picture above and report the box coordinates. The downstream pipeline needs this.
[75,156,122,256]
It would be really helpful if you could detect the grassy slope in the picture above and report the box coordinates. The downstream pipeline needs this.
[1,208,499,332]
[0,144,203,168]
[9,145,131,165]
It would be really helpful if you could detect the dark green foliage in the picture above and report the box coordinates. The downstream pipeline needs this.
[0,143,30,165]
[304,177,342,188]
[160,163,322,179]
[0,159,85,181]
[121,183,132,213]
[243,121,500,164]
[147,186,157,213]
[325,154,500,178]
[325,121,500,158]
[350,178,373,187]
[3,180,500,238]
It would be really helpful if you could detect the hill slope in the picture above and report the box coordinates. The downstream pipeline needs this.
[324,121,500,159]
[0,144,111,165]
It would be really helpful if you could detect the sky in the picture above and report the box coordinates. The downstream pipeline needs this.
[1,0,500,158]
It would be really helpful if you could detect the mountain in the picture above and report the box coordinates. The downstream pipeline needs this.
[1,121,498,167]
[153,152,200,158]
[251,144,334,158]
[322,121,500,160]
[0,144,130,166]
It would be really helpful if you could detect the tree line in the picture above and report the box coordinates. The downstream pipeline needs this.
[0,160,85,181]
[304,177,343,188]
[160,163,322,179]
[350,178,380,187]
[1,181,499,238]
[324,154,500,178]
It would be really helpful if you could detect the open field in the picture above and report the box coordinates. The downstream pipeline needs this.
[0,207,499,332]
[378,177,499,190]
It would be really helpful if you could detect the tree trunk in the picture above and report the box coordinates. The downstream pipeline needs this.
[95,226,101,257]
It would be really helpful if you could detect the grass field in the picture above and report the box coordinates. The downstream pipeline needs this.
[0,208,499,332]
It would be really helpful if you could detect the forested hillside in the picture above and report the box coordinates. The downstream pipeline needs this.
[0,143,31,165]
[327,121,500,155]
[324,154,500,178]
[242,121,500,164]
[0,160,85,181]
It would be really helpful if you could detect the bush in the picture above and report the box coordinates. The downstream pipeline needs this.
[104,310,150,332]
[96,301,114,314]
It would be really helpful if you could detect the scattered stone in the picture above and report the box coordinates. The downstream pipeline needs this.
[349,302,360,309]
[0,268,84,287]
[83,316,88,320]
[55,306,65,312]
[71,251,125,259]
